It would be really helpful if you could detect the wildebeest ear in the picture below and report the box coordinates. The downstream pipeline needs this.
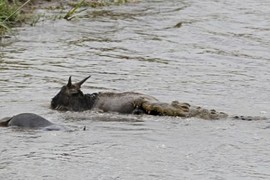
[67,76,72,87]
[76,75,91,88]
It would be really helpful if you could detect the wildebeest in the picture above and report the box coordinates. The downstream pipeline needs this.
[51,76,254,120]
[0,113,64,130]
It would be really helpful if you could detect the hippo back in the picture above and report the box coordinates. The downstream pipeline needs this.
[8,113,53,128]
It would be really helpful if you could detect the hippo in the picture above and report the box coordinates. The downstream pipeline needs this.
[51,76,266,120]
[0,113,64,130]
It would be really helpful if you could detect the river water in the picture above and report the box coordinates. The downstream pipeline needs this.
[0,0,270,179]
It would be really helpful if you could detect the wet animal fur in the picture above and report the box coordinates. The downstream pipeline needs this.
[50,76,267,120]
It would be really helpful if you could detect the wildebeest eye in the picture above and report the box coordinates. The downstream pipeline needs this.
[71,91,83,97]
[67,86,81,96]
[71,93,80,96]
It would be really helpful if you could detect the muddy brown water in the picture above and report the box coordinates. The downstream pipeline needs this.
[0,0,270,179]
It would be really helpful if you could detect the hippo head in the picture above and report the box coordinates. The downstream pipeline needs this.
[51,76,91,111]
[0,117,12,127]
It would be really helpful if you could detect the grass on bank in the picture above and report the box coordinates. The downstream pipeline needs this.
[0,0,31,35]
[0,0,137,36]
[0,0,17,33]
[65,0,135,20]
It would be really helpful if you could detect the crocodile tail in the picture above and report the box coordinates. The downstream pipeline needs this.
[232,115,268,121]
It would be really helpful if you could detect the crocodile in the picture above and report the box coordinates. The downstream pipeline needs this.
[51,76,266,120]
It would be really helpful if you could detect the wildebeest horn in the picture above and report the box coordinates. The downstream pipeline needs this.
[77,75,91,87]
[67,76,72,87]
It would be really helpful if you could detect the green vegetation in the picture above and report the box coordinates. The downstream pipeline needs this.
[0,0,17,33]
[0,0,137,36]
[65,0,136,20]
[67,0,132,8]
[0,0,22,35]
[0,0,31,35]
[64,0,86,20]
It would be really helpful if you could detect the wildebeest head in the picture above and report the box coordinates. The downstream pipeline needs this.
[51,76,91,111]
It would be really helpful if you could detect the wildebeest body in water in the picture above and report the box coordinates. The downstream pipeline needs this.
[51,76,266,120]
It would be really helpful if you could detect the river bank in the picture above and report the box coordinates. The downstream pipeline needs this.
[0,0,53,36]
[0,0,136,36]
[0,0,21,35]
